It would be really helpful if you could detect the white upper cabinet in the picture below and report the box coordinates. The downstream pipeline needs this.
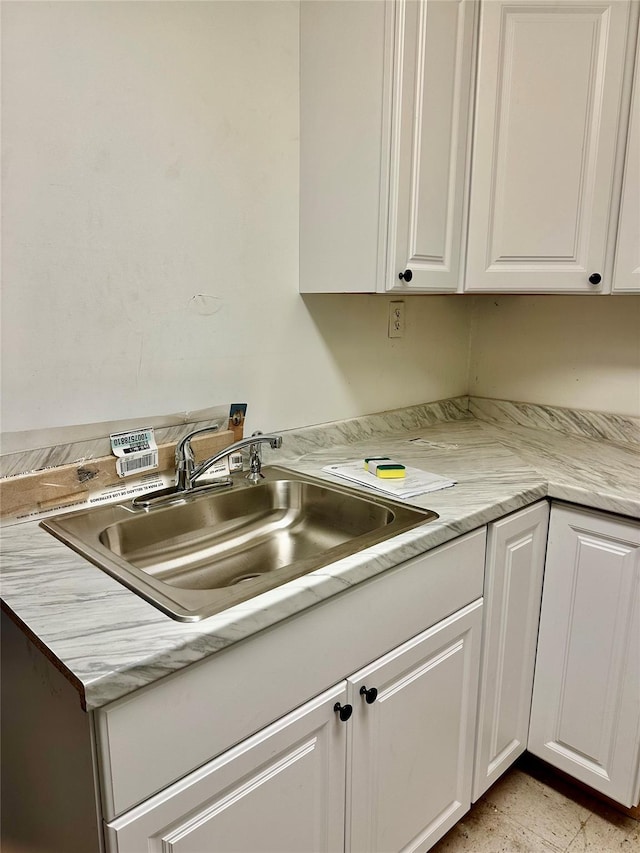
[613,35,640,292]
[300,0,477,293]
[465,0,637,293]
[387,0,477,291]
[300,0,638,295]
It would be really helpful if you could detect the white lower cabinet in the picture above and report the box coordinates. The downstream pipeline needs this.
[105,683,348,853]
[473,501,549,801]
[106,600,483,853]
[528,504,640,808]
[19,500,640,850]
[9,500,640,853]
[347,601,482,853]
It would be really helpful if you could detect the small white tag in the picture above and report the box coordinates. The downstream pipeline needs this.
[115,451,159,478]
[111,428,159,478]
[229,453,244,472]
[195,457,231,483]
[111,427,157,456]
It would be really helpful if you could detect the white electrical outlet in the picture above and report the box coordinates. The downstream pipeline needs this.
[388,301,405,338]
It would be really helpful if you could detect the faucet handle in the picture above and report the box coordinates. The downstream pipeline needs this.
[248,431,263,457]
[246,432,265,482]
[174,423,220,490]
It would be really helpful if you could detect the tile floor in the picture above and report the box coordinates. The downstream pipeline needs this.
[431,756,639,853]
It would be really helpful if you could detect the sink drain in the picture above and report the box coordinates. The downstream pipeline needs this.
[229,573,263,586]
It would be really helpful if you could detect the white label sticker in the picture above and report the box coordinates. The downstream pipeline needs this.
[110,427,157,456]
[110,427,159,478]
[116,450,159,478]
[229,453,244,472]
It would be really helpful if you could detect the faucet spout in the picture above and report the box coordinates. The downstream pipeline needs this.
[192,432,282,486]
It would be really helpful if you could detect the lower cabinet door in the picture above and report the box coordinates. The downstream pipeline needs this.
[528,504,640,807]
[346,599,483,853]
[473,501,549,800]
[105,683,348,853]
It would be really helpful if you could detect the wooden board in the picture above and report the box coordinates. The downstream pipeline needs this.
[0,430,238,518]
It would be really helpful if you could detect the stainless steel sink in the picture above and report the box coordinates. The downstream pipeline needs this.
[41,466,438,621]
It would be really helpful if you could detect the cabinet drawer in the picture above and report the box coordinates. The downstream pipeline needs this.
[95,528,486,819]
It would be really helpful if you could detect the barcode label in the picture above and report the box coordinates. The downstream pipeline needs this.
[116,450,159,478]
[111,427,157,457]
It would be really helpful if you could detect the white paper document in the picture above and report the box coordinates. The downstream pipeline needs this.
[322,461,455,499]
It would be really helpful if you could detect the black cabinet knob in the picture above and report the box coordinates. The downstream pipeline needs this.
[398,269,413,282]
[588,273,602,285]
[359,685,378,704]
[334,702,353,722]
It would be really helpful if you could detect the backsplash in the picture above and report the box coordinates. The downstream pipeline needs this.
[269,397,473,463]
[469,398,640,446]
[3,396,637,485]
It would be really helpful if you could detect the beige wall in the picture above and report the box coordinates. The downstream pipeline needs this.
[2,2,637,445]
[1,1,471,438]
[468,296,640,417]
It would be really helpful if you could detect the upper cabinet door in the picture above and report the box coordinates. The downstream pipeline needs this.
[300,0,391,294]
[613,36,640,292]
[299,0,477,294]
[387,0,477,292]
[465,0,635,293]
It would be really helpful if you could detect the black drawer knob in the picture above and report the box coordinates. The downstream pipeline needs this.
[398,269,413,282]
[359,685,378,704]
[334,702,353,722]
[588,273,602,285]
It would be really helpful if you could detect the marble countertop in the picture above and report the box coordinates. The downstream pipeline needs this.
[1,398,638,711]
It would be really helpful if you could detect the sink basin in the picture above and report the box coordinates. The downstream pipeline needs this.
[41,466,438,621]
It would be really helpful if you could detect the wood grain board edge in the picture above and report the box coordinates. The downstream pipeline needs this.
[0,430,238,518]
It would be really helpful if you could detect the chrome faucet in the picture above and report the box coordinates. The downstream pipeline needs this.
[132,425,283,509]
[177,427,283,490]
[245,431,278,483]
